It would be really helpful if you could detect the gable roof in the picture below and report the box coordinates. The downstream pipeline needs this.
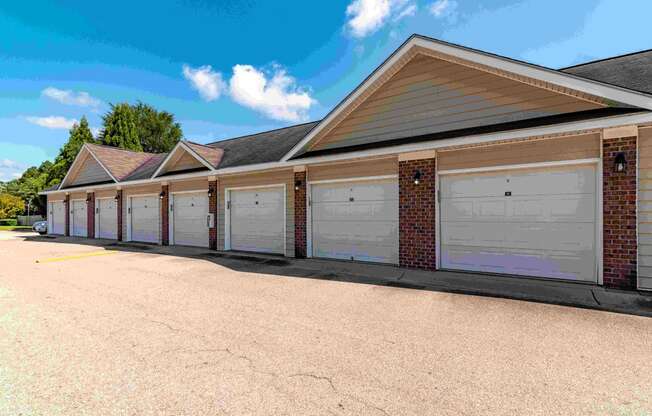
[281,35,652,161]
[86,143,161,181]
[185,141,224,168]
[562,50,652,95]
[206,121,319,168]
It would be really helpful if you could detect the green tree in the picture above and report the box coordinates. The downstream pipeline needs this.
[133,102,182,153]
[0,193,24,219]
[48,116,96,185]
[100,103,142,151]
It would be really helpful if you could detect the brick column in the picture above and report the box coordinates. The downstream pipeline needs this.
[209,180,218,250]
[116,190,123,241]
[161,185,169,246]
[603,136,637,289]
[87,192,95,238]
[64,194,70,236]
[399,157,436,270]
[294,171,307,258]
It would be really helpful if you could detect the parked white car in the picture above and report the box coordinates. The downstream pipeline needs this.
[32,221,47,235]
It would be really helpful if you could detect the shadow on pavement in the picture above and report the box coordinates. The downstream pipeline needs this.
[21,234,652,317]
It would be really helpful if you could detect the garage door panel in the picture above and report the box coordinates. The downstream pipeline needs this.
[98,198,117,239]
[173,193,208,247]
[131,196,158,243]
[311,179,398,264]
[442,246,594,281]
[50,201,66,235]
[441,164,596,282]
[71,200,87,237]
[229,187,284,254]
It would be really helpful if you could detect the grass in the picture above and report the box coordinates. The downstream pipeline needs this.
[0,225,33,231]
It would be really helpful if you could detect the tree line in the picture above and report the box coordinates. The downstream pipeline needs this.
[0,102,183,217]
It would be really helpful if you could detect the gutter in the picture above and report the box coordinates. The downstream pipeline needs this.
[40,111,652,195]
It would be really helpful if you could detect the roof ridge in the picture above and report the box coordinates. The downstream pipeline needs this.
[206,120,320,146]
[561,49,652,70]
[86,142,160,156]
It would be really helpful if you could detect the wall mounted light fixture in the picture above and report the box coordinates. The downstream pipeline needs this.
[208,189,213,198]
[413,170,422,185]
[295,179,302,191]
[159,190,166,200]
[614,152,626,173]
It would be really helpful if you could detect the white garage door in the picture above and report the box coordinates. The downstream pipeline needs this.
[310,178,399,264]
[228,187,284,254]
[71,200,87,237]
[97,198,117,240]
[440,164,597,282]
[172,192,209,248]
[130,195,159,243]
[49,201,65,235]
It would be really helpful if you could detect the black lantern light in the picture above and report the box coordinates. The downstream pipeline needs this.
[208,188,213,198]
[159,190,166,200]
[614,152,626,173]
[114,193,120,201]
[413,170,422,185]
[295,179,302,191]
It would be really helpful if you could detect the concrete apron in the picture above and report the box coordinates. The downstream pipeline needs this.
[42,236,652,317]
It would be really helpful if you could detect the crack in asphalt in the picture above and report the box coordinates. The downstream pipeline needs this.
[289,372,337,392]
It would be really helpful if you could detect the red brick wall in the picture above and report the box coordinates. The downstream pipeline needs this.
[294,171,307,258]
[603,135,637,289]
[399,158,436,269]
[116,191,123,241]
[209,180,218,250]
[64,195,70,236]
[86,193,95,238]
[161,185,169,245]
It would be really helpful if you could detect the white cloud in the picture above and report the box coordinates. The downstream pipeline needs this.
[41,87,101,108]
[182,64,227,102]
[394,3,417,21]
[346,0,392,38]
[0,159,26,181]
[229,64,315,122]
[26,116,77,130]
[345,0,417,38]
[429,0,458,21]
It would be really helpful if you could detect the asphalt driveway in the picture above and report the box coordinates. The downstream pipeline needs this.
[1,232,651,415]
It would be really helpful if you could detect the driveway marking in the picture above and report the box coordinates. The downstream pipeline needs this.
[36,250,118,263]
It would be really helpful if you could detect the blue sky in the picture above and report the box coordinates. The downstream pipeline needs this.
[1,0,651,180]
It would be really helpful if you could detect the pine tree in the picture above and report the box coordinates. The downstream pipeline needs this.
[100,103,142,151]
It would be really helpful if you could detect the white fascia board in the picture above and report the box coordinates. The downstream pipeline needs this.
[40,111,652,195]
[59,144,118,189]
[281,36,652,161]
[151,141,215,178]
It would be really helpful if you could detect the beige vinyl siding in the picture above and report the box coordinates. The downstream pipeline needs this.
[122,184,162,244]
[311,54,602,151]
[308,157,398,182]
[169,178,209,193]
[68,154,113,186]
[69,192,87,201]
[95,189,117,199]
[639,127,652,290]
[159,149,206,176]
[438,133,600,171]
[218,169,295,257]
[48,194,66,202]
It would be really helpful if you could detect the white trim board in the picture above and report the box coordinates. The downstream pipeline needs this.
[59,145,118,189]
[438,158,600,176]
[152,141,213,178]
[308,174,398,185]
[224,184,287,254]
[282,35,652,161]
[41,111,652,196]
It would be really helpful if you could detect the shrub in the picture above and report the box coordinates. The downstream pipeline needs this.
[0,219,18,226]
